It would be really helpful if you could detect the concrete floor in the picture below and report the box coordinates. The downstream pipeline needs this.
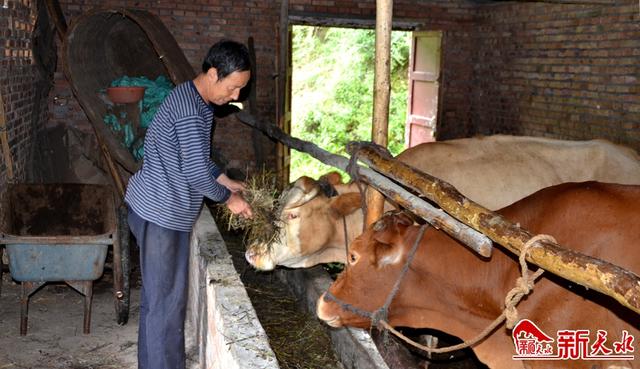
[0,273,139,369]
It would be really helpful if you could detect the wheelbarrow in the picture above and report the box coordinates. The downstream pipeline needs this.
[0,183,130,335]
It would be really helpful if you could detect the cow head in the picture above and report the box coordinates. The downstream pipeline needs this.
[316,212,418,328]
[245,174,363,270]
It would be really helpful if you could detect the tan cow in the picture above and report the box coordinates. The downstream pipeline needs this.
[317,182,640,369]
[245,135,640,270]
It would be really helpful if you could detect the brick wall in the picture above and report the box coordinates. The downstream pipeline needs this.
[471,1,640,151]
[6,0,640,187]
[0,0,42,185]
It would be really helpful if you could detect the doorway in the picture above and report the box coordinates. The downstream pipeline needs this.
[287,25,441,182]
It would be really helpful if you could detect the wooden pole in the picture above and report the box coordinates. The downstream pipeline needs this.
[276,0,290,189]
[247,37,266,170]
[348,141,640,315]
[235,111,492,256]
[0,93,14,181]
[366,0,394,228]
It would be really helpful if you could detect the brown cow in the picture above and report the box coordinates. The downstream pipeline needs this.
[246,135,640,271]
[317,182,640,369]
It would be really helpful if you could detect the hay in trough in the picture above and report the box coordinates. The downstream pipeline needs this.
[217,170,282,249]
[219,230,342,369]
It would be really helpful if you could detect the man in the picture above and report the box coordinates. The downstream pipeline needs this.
[125,39,253,369]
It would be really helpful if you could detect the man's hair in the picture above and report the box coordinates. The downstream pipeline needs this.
[202,40,251,79]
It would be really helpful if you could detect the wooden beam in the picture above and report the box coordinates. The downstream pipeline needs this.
[44,0,67,40]
[235,111,493,256]
[288,13,420,30]
[366,0,394,228]
[347,141,640,315]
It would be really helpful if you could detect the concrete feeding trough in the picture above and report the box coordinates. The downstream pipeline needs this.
[186,209,390,369]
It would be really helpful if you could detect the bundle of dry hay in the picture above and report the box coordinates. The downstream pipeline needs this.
[217,170,282,249]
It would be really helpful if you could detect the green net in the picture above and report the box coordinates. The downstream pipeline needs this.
[102,76,174,161]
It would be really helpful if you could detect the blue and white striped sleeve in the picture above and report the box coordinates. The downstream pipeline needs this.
[174,115,231,203]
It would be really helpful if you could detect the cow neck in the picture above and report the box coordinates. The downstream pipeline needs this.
[324,224,429,329]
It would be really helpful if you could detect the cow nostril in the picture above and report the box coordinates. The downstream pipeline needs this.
[245,249,257,261]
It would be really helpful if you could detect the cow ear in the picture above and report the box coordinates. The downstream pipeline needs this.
[395,212,414,226]
[294,176,319,193]
[371,216,412,267]
[372,213,413,245]
[282,176,320,209]
[372,227,404,267]
[330,193,362,217]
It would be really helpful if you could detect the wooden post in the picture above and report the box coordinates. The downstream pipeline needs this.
[348,141,640,315]
[366,0,394,228]
[275,0,290,189]
[247,37,266,170]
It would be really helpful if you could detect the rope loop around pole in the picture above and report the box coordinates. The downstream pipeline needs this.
[504,234,554,329]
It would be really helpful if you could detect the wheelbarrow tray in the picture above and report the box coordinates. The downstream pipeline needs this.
[0,184,116,282]
[6,244,109,281]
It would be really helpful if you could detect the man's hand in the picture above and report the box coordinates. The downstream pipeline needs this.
[217,173,246,193]
[225,192,253,219]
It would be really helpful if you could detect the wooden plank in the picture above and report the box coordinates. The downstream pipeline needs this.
[347,141,640,315]
[235,111,492,256]
[44,0,67,39]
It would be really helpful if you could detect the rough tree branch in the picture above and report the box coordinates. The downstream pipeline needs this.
[235,111,492,257]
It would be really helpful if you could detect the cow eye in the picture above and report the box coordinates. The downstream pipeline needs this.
[287,212,299,220]
[348,252,358,264]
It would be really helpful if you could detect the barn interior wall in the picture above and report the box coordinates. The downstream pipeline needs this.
[0,0,45,187]
[471,1,640,152]
[6,0,638,189]
[44,0,476,178]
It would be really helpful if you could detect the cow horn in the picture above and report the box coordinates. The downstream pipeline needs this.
[281,176,321,209]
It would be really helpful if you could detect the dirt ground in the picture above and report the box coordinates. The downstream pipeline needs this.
[0,228,342,369]
[0,272,140,369]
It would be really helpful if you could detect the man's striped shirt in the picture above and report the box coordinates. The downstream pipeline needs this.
[125,81,231,232]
